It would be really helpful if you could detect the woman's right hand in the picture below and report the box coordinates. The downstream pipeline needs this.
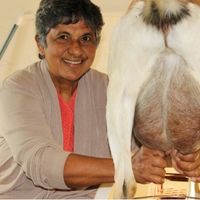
[132,146,167,184]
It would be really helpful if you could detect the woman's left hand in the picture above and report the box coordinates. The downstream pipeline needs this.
[171,149,200,182]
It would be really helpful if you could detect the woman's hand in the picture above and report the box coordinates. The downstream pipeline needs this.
[171,149,200,182]
[132,146,167,184]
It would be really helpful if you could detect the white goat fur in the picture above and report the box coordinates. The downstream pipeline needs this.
[106,0,200,198]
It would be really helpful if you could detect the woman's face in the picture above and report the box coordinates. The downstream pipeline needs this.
[37,20,97,84]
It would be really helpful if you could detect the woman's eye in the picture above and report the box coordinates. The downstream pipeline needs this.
[81,35,95,44]
[81,36,90,42]
[59,34,70,41]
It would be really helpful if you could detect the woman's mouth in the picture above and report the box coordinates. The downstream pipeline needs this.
[63,59,82,65]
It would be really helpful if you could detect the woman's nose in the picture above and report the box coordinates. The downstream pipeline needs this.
[67,40,84,57]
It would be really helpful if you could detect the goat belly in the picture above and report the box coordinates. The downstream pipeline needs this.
[134,48,200,154]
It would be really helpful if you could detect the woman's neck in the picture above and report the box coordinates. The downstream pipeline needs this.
[52,77,78,102]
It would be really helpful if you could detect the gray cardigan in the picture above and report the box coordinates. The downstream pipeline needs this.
[0,60,111,199]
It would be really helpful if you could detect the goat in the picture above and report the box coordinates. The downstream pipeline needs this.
[106,0,200,198]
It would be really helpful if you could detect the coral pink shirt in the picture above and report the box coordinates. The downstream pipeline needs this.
[57,90,77,152]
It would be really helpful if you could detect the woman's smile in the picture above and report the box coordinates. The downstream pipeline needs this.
[62,56,86,68]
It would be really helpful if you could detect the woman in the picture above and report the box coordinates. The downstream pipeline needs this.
[0,0,185,199]
[0,0,113,198]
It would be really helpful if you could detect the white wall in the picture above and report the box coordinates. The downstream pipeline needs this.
[0,0,131,81]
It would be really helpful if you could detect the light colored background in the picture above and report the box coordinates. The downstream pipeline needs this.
[0,0,132,81]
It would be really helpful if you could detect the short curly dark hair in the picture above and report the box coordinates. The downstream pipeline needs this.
[35,0,104,47]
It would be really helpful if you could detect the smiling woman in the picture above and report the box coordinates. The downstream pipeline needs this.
[36,21,97,101]
[34,0,105,102]
[0,0,114,199]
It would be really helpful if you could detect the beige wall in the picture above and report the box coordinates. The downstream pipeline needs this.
[0,0,131,81]
[0,0,40,47]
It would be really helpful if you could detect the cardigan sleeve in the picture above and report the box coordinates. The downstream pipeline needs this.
[0,71,69,190]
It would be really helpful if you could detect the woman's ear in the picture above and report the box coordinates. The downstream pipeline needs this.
[35,35,45,59]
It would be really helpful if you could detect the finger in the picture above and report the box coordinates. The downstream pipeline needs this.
[182,167,200,178]
[171,151,200,171]
[171,157,183,174]
[137,171,165,184]
[171,149,199,162]
[151,166,166,178]
[177,151,199,162]
[174,155,199,171]
[148,174,165,184]
[152,156,168,168]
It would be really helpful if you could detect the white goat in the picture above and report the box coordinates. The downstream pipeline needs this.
[106,0,200,198]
